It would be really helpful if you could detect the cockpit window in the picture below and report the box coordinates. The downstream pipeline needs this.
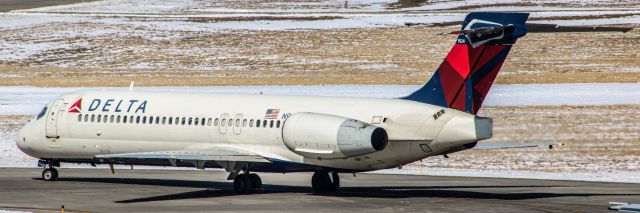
[36,106,47,120]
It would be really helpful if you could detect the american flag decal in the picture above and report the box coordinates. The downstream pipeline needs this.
[264,109,280,119]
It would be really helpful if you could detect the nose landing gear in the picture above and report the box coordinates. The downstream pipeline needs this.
[311,171,340,193]
[42,168,58,181]
[39,160,59,181]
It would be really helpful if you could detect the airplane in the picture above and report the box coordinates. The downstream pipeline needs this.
[16,12,543,194]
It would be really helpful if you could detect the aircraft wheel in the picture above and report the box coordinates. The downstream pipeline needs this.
[312,171,340,192]
[249,173,262,192]
[233,174,252,194]
[311,171,329,192]
[42,168,58,181]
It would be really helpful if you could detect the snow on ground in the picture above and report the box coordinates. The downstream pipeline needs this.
[0,116,37,168]
[1,83,639,115]
[1,0,638,32]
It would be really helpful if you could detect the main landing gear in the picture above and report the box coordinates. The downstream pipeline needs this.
[233,173,263,194]
[39,160,59,181]
[311,171,340,193]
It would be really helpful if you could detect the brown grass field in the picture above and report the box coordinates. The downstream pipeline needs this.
[1,24,638,87]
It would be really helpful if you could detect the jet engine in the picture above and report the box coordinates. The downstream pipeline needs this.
[282,112,388,159]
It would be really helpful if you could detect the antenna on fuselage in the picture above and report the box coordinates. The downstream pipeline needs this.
[129,81,135,91]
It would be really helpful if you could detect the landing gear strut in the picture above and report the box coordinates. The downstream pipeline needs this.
[311,171,340,193]
[233,173,262,194]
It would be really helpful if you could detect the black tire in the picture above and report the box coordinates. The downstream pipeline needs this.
[311,171,329,193]
[233,174,252,194]
[42,168,58,181]
[249,173,262,192]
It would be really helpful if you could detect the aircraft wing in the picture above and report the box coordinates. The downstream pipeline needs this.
[95,146,271,164]
[473,142,563,150]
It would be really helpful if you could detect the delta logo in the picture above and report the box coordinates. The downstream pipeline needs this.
[68,98,82,113]
[67,98,148,113]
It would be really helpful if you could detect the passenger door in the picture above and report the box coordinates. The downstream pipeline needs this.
[45,99,64,138]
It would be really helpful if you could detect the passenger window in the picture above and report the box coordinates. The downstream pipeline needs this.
[228,119,233,127]
[189,117,193,125]
[168,117,173,125]
[142,116,147,124]
[78,114,82,122]
[249,119,254,127]
[221,119,226,127]
[97,115,102,122]
[201,118,205,126]
[235,119,240,127]
[123,115,128,123]
[207,118,212,126]
[84,114,89,122]
[130,116,134,123]
[110,115,115,123]
[91,114,95,122]
[181,117,186,125]
[155,116,159,124]
[104,115,108,123]
[148,116,153,124]
[214,118,219,126]
[117,115,121,123]
[256,119,261,127]
[162,117,166,124]
[270,120,274,128]
[242,119,247,127]
[194,118,198,125]
[276,120,281,128]
[263,120,267,128]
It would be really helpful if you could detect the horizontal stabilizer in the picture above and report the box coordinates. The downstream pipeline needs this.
[526,23,634,33]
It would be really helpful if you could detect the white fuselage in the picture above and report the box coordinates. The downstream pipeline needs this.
[17,90,488,172]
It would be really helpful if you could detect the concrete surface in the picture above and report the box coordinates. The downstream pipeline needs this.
[0,168,638,212]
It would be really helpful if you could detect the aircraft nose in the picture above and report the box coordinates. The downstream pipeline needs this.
[434,115,492,149]
[16,124,28,151]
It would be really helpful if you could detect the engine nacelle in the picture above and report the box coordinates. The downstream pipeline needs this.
[282,112,388,159]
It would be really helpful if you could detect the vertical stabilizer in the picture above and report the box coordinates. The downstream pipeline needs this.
[404,12,529,114]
